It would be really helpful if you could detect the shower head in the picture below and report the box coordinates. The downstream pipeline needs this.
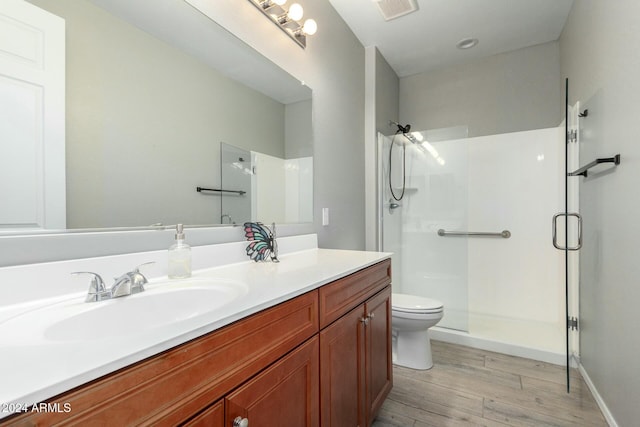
[389,120,411,134]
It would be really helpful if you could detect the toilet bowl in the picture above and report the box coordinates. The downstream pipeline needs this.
[391,293,444,370]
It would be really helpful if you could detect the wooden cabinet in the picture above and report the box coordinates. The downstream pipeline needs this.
[319,259,392,426]
[365,286,393,420]
[183,400,224,427]
[319,285,392,427]
[2,259,391,427]
[320,302,367,426]
[226,337,319,427]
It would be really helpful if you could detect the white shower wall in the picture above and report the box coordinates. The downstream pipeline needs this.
[383,127,566,355]
[251,152,313,224]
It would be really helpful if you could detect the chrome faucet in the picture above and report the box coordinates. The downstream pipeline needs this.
[111,262,153,298]
[72,272,111,302]
[73,262,154,302]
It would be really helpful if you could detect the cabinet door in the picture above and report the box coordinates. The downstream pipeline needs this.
[183,400,224,427]
[320,305,366,427]
[365,286,393,423]
[226,337,319,427]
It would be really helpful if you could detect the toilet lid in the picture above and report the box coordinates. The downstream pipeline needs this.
[392,293,443,313]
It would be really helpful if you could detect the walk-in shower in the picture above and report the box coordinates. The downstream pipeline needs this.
[378,124,568,362]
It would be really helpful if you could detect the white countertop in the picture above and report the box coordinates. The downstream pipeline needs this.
[0,242,389,419]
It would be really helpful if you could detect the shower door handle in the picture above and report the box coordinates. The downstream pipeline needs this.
[552,212,582,250]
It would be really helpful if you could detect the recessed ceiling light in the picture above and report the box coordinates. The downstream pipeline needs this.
[456,38,479,49]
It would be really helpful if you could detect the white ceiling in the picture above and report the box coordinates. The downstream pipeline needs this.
[328,0,574,77]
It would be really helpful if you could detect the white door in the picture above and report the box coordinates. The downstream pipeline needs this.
[0,0,65,230]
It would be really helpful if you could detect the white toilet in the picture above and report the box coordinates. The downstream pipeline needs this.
[391,293,444,370]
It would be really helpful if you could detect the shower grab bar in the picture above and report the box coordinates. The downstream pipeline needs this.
[437,229,511,239]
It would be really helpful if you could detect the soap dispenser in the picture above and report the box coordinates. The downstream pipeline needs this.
[168,224,192,279]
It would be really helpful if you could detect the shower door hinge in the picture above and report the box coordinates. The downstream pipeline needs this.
[568,316,579,331]
[567,129,578,143]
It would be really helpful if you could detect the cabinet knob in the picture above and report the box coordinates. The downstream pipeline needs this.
[360,317,369,325]
[233,416,249,427]
[368,312,375,320]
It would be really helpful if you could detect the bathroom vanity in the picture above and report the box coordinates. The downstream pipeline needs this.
[0,237,391,426]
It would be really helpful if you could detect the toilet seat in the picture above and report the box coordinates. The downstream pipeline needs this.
[392,293,443,314]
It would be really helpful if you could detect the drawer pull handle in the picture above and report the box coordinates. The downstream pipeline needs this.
[234,416,249,427]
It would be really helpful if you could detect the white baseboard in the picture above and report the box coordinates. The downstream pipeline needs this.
[578,362,618,427]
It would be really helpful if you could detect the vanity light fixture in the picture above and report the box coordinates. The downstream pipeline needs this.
[248,0,317,48]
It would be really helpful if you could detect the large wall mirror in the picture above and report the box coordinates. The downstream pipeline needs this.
[2,0,312,234]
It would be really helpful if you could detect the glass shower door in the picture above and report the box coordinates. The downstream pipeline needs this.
[556,78,582,392]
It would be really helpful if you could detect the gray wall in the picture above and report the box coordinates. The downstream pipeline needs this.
[157,0,368,250]
[375,50,401,135]
[213,0,367,250]
[560,1,640,425]
[134,0,367,251]
[285,99,313,159]
[364,47,399,250]
[399,42,563,137]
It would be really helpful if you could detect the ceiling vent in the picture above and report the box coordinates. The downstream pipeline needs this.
[373,0,419,21]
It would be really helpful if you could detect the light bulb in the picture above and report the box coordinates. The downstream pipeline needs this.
[287,3,304,21]
[302,19,317,35]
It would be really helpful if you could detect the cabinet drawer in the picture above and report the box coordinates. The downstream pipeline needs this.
[4,290,319,427]
[319,259,391,328]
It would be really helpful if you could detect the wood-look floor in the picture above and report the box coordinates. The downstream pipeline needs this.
[373,341,608,427]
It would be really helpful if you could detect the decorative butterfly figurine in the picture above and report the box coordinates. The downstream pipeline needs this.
[243,222,279,263]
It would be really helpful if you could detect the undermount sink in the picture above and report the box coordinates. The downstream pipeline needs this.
[1,278,249,344]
